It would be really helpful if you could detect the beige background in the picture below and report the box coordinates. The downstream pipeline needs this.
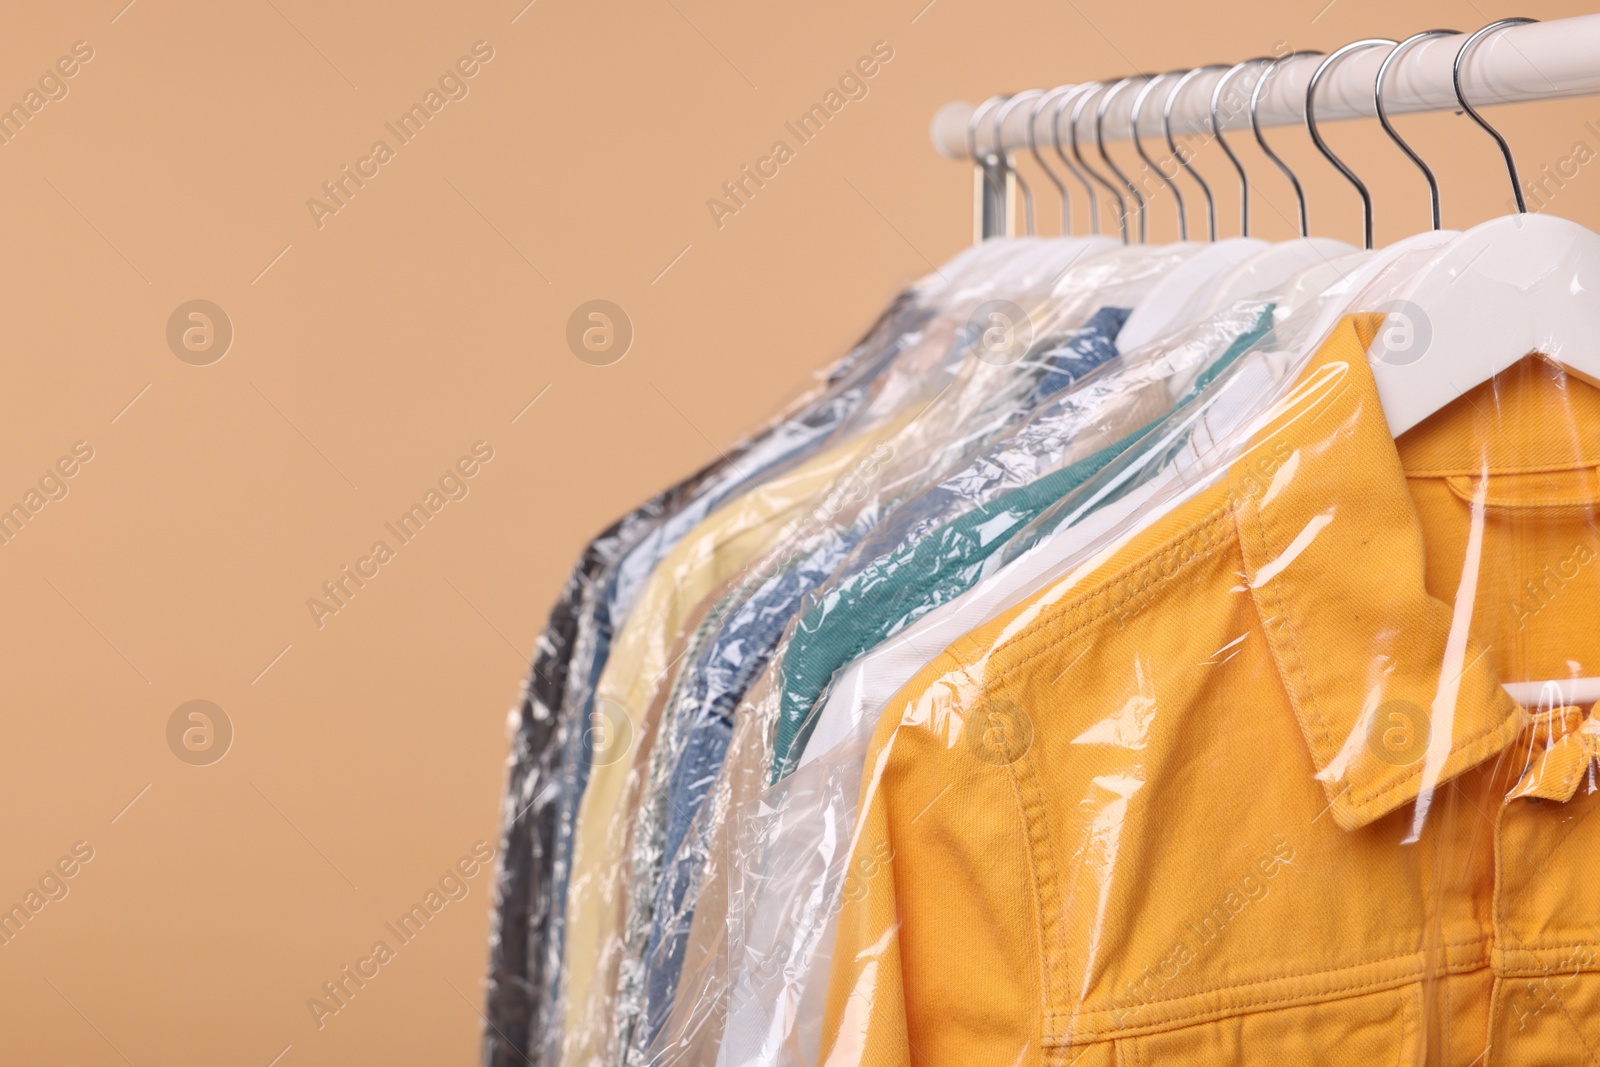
[1,0,1597,1063]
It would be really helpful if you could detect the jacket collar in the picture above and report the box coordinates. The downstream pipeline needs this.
[1229,314,1526,832]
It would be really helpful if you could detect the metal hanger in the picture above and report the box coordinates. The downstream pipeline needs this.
[1256,29,1464,351]
[1068,84,1130,239]
[1306,39,1396,249]
[993,91,1043,235]
[1200,50,1358,315]
[1250,50,1322,237]
[1131,71,1190,240]
[1116,68,1282,351]
[966,95,1006,174]
[1376,31,1459,231]
[1209,58,1270,236]
[1456,18,1537,211]
[1028,87,1077,234]
[1049,84,1108,235]
[1166,65,1225,241]
[966,95,1010,238]
[1095,76,1152,242]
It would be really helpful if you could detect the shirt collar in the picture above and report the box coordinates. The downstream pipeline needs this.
[1228,314,1526,831]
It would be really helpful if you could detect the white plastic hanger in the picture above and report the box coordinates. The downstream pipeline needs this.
[1363,21,1600,437]
[1120,238,1266,349]
[1270,250,1370,317]
[1503,678,1600,706]
[1162,231,1455,402]
[1201,237,1356,312]
[1370,212,1600,435]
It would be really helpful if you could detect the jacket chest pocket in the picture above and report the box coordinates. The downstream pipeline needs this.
[1111,984,1420,1066]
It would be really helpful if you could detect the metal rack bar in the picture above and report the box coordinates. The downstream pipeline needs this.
[932,15,1600,238]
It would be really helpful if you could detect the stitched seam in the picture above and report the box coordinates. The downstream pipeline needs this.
[1352,716,1524,811]
[1093,935,1487,1015]
[1395,984,1415,1067]
[1048,971,1484,1046]
[972,507,1235,682]
[1009,746,1062,1025]
[1486,976,1506,1063]
[1494,785,1508,981]
[1450,499,1600,511]
[1053,964,1498,1049]
[1404,460,1600,478]
[932,645,1076,1019]
[938,503,1233,678]
[1498,939,1600,953]
[1442,476,1600,511]
[1045,951,1488,1033]
[1236,489,1334,768]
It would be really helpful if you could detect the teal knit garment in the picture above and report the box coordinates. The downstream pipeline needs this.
[770,306,1276,780]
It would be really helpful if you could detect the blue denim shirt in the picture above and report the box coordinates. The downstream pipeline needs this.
[631,305,1135,1054]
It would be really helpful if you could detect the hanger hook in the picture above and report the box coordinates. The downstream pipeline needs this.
[1306,39,1395,250]
[1028,87,1076,234]
[1376,30,1458,231]
[994,90,1044,235]
[1453,17,1538,212]
[1166,65,1224,242]
[1251,51,1322,238]
[1070,84,1128,238]
[966,94,1004,165]
[1050,84,1106,235]
[967,94,1009,198]
[1096,76,1152,243]
[1131,72,1188,241]
[1210,58,1271,237]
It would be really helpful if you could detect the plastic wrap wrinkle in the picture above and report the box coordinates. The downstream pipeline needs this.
[647,284,1288,1067]
[598,241,1199,1066]
[558,256,1054,1066]
[496,278,938,1067]
[484,494,672,1067]
[630,254,1184,1062]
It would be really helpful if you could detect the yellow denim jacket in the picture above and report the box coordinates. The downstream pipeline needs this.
[822,316,1600,1065]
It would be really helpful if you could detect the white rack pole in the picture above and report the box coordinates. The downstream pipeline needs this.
[931,14,1600,160]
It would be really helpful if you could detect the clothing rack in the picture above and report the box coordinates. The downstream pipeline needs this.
[931,14,1600,240]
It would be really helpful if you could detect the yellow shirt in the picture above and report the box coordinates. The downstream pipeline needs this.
[821,315,1600,1065]
[560,423,897,1067]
